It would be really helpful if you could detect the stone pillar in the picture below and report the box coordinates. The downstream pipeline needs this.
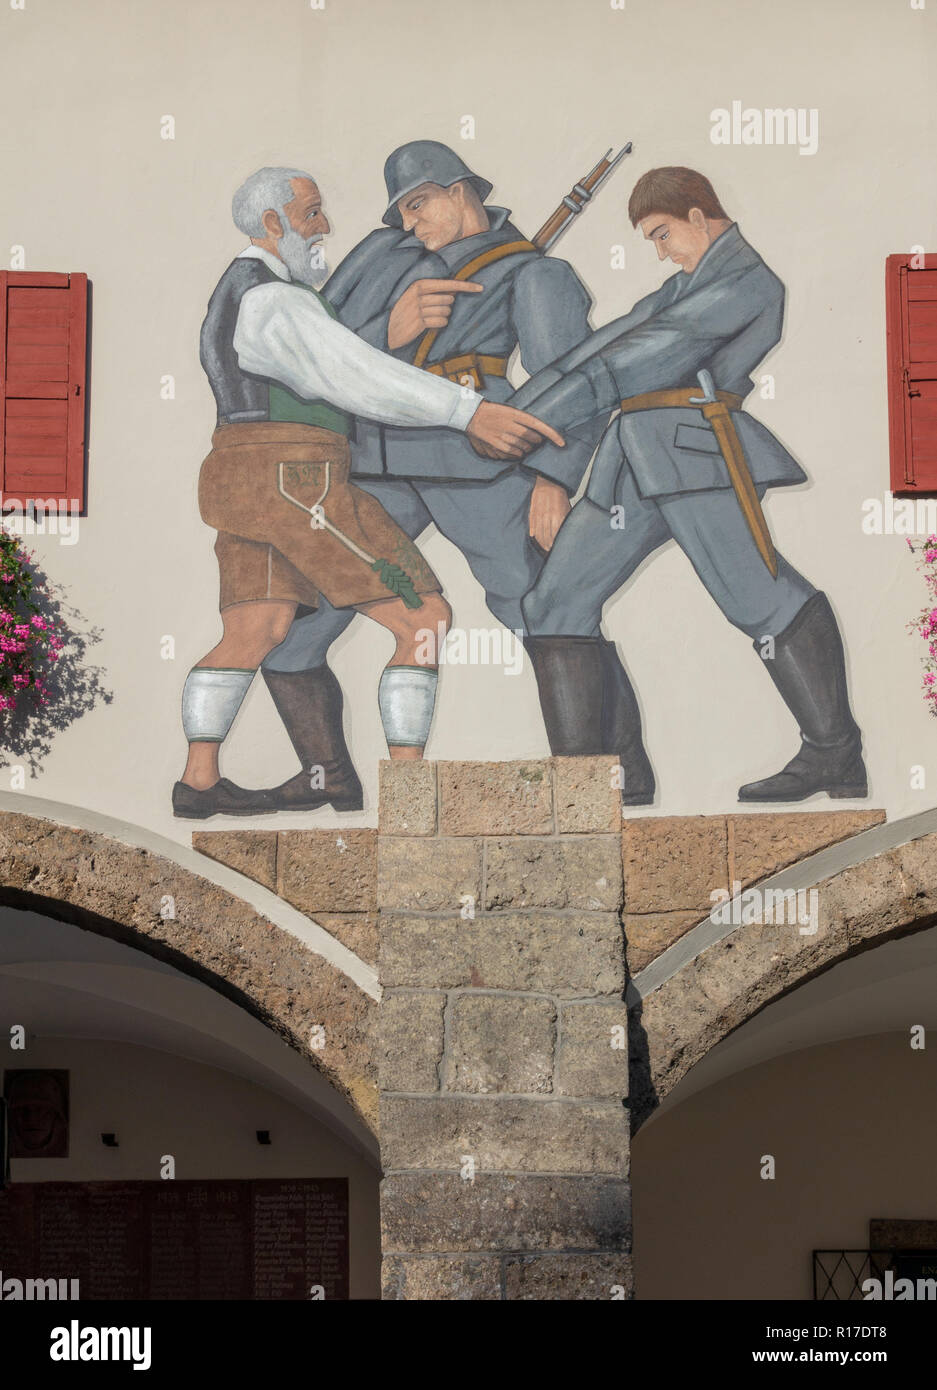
[377,758,631,1301]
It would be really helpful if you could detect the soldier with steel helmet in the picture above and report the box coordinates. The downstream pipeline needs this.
[250,140,608,813]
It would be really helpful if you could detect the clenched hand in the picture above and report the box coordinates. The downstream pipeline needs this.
[387,279,484,350]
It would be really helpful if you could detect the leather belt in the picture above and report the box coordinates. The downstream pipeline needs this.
[619,387,744,414]
[619,379,777,577]
[425,353,510,390]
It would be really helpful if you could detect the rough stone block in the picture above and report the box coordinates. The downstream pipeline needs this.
[897,834,937,914]
[504,1253,633,1300]
[625,909,704,976]
[382,1255,502,1300]
[730,809,886,887]
[446,994,556,1094]
[820,847,918,944]
[485,837,622,911]
[379,1096,628,1174]
[378,760,437,836]
[316,912,378,966]
[276,829,376,914]
[191,830,277,890]
[378,991,446,1093]
[556,1002,629,1098]
[381,1173,632,1252]
[437,760,553,836]
[622,815,728,913]
[553,757,622,834]
[379,912,625,997]
[377,837,482,911]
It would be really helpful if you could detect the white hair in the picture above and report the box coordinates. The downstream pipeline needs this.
[231,166,316,237]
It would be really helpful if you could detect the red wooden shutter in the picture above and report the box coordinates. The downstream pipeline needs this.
[886,253,937,494]
[0,271,88,513]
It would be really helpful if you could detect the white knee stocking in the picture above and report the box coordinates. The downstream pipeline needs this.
[377,666,438,749]
[182,668,254,742]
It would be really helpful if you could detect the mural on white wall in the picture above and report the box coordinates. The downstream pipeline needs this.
[172,148,866,819]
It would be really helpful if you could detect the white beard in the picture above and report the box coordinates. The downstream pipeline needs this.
[278,227,329,288]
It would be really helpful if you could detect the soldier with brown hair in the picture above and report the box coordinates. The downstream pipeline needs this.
[511,167,867,805]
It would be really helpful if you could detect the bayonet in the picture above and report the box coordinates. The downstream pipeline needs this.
[533,143,633,252]
[690,370,779,577]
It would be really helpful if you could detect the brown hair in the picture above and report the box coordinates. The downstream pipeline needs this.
[628,167,728,227]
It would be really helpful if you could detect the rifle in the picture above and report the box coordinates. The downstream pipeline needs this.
[533,143,633,251]
[412,144,633,373]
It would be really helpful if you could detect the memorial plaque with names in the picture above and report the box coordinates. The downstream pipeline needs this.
[0,1177,349,1299]
[0,1182,34,1277]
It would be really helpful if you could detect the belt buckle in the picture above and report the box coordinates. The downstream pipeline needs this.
[452,363,483,391]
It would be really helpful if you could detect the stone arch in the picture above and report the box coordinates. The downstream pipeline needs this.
[0,805,378,1132]
[628,814,937,1128]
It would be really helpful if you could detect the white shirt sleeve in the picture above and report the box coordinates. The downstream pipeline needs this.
[233,281,481,431]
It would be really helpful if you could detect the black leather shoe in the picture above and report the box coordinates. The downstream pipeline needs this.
[172,777,277,819]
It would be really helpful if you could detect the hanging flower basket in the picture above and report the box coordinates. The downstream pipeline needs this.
[0,531,64,713]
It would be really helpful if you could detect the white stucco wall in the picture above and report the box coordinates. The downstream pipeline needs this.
[1,0,935,843]
[633,1033,937,1300]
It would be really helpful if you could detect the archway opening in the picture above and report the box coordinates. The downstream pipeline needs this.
[631,923,937,1299]
[0,901,381,1299]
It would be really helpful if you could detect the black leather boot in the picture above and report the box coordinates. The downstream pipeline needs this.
[525,635,655,805]
[599,639,656,806]
[261,665,364,812]
[738,592,867,802]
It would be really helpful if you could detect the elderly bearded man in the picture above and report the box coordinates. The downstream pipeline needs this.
[173,166,561,819]
[242,141,606,814]
[510,167,866,805]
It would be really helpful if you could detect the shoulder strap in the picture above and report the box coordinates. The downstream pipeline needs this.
[412,238,538,368]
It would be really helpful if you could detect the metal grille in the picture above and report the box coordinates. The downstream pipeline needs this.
[814,1249,937,1299]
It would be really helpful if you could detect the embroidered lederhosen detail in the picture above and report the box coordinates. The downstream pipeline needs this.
[275,460,423,608]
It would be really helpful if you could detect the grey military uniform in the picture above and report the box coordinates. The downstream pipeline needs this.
[513,223,817,639]
[264,207,598,672]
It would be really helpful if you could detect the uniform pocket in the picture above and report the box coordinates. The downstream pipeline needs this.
[673,422,721,455]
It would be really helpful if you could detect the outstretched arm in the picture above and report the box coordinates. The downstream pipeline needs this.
[234,281,564,456]
[512,267,775,433]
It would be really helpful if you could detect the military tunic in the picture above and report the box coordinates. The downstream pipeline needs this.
[264,207,599,671]
[510,224,817,639]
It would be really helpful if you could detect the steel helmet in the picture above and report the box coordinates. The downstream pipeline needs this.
[382,140,493,227]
